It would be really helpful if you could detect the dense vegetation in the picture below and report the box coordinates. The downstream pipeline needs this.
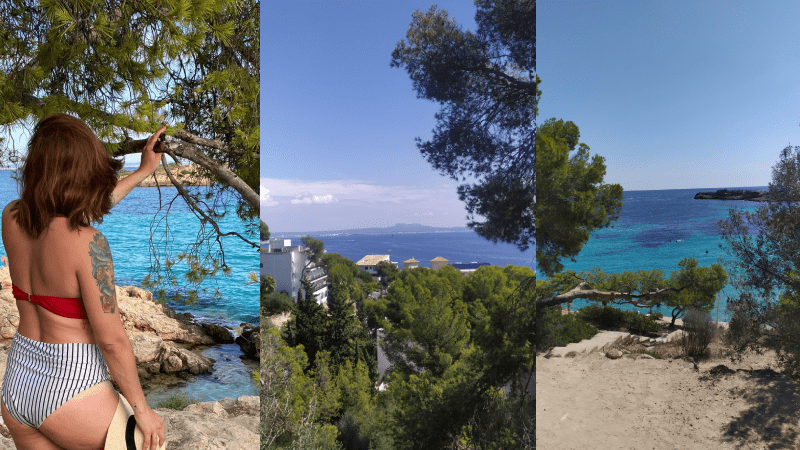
[261,248,534,449]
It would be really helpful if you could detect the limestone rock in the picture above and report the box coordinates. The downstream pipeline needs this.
[117,285,214,346]
[202,323,235,344]
[163,342,214,375]
[606,349,623,359]
[234,324,260,360]
[156,396,259,450]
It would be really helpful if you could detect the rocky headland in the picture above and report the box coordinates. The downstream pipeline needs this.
[118,163,213,187]
[694,188,770,201]
[0,266,259,449]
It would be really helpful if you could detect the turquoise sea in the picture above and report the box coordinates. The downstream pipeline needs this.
[556,187,763,322]
[0,169,259,403]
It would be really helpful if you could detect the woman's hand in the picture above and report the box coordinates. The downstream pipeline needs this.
[137,125,167,176]
[111,125,168,208]
[134,404,166,450]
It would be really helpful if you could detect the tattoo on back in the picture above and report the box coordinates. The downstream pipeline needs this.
[89,233,116,314]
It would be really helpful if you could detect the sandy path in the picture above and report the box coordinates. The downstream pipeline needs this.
[537,351,800,450]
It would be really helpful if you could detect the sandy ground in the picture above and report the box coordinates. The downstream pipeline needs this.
[537,331,800,450]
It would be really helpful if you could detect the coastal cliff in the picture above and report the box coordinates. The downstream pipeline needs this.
[694,188,770,201]
[119,163,213,187]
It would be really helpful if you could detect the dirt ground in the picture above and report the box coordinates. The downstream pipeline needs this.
[537,325,800,450]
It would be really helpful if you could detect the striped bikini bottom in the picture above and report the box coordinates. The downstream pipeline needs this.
[1,333,109,428]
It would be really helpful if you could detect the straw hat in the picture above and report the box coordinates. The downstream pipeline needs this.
[104,394,165,450]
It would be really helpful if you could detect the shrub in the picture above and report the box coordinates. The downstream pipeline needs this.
[262,291,295,316]
[576,304,626,329]
[156,392,200,410]
[577,305,659,334]
[681,308,716,359]
[536,306,598,351]
[626,313,660,335]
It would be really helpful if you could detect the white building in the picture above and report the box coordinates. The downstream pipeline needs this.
[261,238,328,304]
[355,254,391,275]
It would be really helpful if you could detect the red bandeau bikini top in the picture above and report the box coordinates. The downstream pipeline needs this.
[11,284,88,319]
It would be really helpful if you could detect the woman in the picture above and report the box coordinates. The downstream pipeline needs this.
[0,114,167,450]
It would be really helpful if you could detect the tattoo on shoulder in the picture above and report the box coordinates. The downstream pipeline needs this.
[89,233,116,314]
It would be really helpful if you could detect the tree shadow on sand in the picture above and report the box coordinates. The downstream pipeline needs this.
[721,369,800,449]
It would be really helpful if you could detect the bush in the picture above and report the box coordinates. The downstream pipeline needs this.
[536,306,598,351]
[577,304,659,334]
[626,313,660,335]
[262,291,295,316]
[576,304,626,328]
[681,308,716,359]
[156,392,199,410]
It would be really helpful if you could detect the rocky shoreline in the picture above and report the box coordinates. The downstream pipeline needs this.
[694,188,770,201]
[118,163,213,187]
[0,266,259,449]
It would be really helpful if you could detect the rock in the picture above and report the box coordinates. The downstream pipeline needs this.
[122,164,212,188]
[605,349,623,359]
[264,311,291,329]
[565,351,578,358]
[694,189,770,201]
[202,323,235,344]
[165,343,214,375]
[639,354,655,360]
[234,324,260,360]
[183,401,228,418]
[118,285,214,346]
[155,397,259,450]
[709,364,735,375]
[129,333,166,365]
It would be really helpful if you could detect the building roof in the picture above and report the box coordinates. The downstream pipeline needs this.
[430,256,449,262]
[356,255,390,266]
[403,257,419,263]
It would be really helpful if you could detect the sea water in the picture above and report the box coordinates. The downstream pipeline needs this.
[288,231,535,271]
[556,187,763,322]
[0,169,259,402]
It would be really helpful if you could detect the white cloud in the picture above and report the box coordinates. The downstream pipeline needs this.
[261,186,279,207]
[261,178,452,203]
[260,177,471,231]
[290,191,339,205]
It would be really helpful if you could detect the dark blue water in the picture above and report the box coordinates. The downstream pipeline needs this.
[287,231,534,270]
[0,169,259,401]
[557,187,763,321]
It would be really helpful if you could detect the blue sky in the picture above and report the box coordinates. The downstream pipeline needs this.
[261,1,482,232]
[538,0,800,191]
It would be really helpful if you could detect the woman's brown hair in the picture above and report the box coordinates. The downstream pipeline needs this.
[14,113,123,238]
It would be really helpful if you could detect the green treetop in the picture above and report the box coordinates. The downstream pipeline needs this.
[392,0,536,252]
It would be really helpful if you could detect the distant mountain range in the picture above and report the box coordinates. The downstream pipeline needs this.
[276,223,471,237]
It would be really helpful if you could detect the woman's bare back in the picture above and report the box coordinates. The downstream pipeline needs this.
[2,201,96,344]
